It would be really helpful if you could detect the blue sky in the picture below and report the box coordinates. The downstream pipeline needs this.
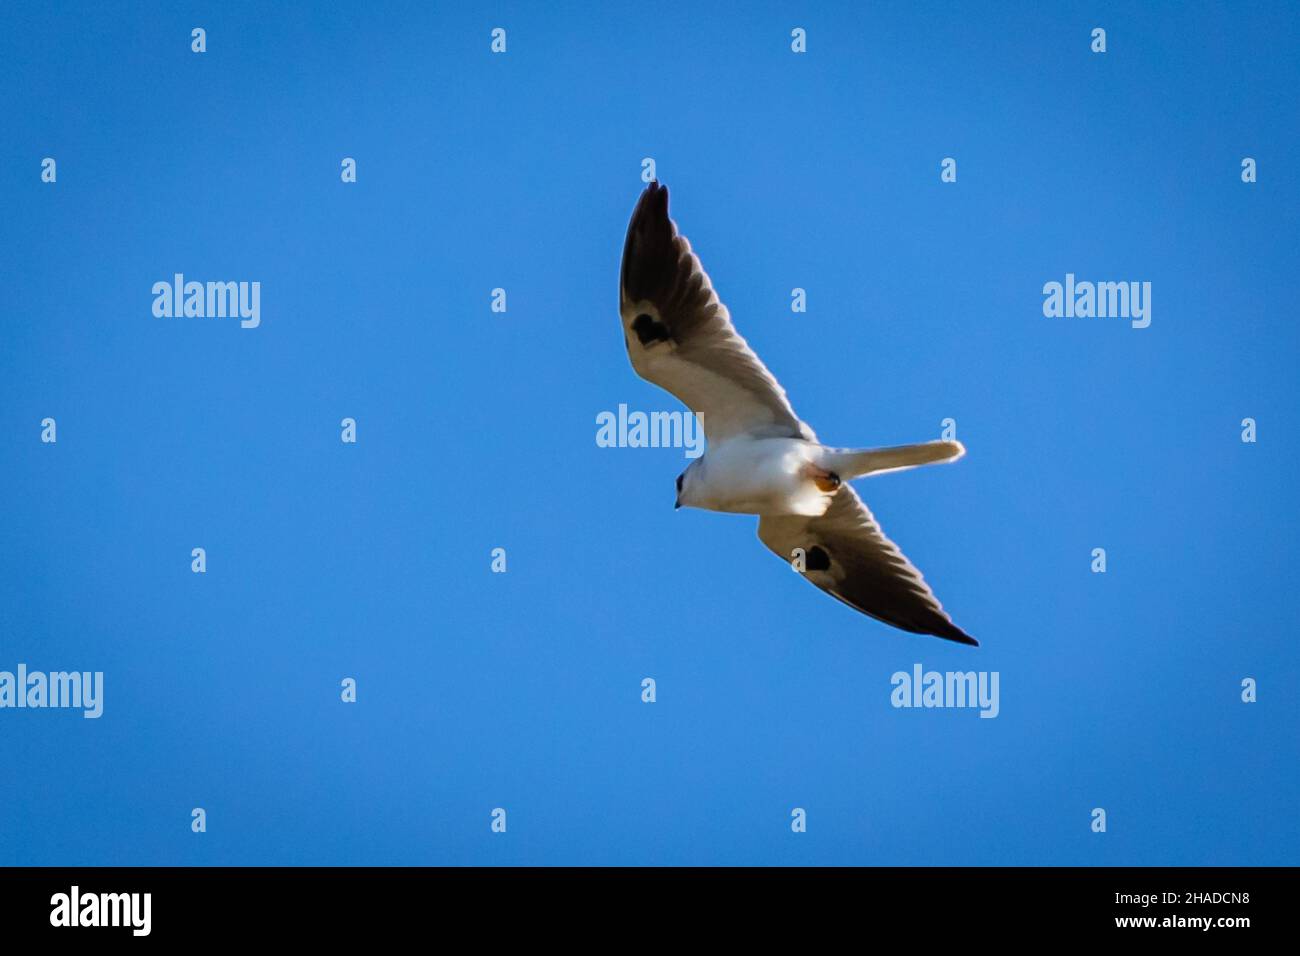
[1,0,1297,865]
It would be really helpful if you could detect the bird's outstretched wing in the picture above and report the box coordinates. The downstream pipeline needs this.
[757,485,977,645]
[619,181,814,445]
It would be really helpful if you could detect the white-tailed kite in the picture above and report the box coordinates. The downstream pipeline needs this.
[619,182,976,645]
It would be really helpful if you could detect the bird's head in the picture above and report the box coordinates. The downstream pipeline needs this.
[674,460,701,510]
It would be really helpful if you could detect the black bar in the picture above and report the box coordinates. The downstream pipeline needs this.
[0,866,1290,940]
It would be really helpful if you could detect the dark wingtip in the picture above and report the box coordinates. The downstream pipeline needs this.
[632,180,668,226]
[938,625,979,647]
[622,180,677,304]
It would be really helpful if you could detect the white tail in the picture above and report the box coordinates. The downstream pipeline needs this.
[821,440,965,480]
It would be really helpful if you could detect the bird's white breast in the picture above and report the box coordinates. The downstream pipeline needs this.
[691,437,829,516]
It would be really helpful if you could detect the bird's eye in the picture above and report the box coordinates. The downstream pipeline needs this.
[675,474,684,493]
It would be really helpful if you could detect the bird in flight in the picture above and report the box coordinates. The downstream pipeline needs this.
[618,181,976,645]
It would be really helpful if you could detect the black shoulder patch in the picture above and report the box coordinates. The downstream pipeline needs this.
[632,313,671,346]
[806,545,831,572]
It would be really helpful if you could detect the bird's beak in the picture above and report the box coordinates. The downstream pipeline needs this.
[674,497,681,510]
